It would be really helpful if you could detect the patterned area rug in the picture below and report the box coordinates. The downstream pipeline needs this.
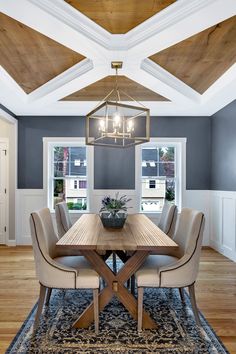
[7,286,229,354]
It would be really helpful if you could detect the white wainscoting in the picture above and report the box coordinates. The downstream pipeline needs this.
[16,189,46,245]
[210,190,236,262]
[15,188,210,246]
[183,190,210,246]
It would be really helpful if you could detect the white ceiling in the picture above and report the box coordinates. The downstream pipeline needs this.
[0,0,236,116]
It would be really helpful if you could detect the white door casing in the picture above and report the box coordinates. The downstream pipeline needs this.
[0,141,8,244]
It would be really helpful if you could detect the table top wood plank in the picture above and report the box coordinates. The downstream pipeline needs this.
[127,214,177,250]
[96,221,137,251]
[57,214,100,249]
[56,213,178,251]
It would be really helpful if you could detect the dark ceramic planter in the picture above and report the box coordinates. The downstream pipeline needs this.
[100,211,127,229]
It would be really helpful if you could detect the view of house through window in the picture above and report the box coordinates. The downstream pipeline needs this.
[141,146,176,212]
[53,146,87,211]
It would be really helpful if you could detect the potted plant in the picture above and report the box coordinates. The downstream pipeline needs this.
[100,193,131,229]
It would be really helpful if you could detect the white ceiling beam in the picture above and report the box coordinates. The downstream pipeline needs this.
[201,64,236,115]
[127,0,236,59]
[27,59,94,103]
[13,101,208,117]
[0,0,235,116]
[0,66,28,113]
[25,64,108,107]
[139,59,201,104]
[0,0,109,59]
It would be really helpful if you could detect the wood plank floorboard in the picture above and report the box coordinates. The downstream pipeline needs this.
[0,246,235,353]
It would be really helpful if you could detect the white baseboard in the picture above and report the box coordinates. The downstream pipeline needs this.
[210,239,236,262]
[6,239,16,246]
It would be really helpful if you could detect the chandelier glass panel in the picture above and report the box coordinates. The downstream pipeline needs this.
[86,62,150,148]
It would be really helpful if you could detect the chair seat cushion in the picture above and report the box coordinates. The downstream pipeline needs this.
[54,256,99,289]
[135,255,178,288]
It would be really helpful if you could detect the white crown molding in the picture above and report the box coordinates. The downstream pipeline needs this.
[125,0,215,49]
[28,58,94,102]
[0,0,236,116]
[202,64,236,115]
[0,0,108,59]
[0,108,17,124]
[28,0,112,48]
[127,0,236,59]
[140,59,201,104]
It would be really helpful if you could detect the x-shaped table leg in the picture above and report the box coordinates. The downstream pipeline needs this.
[73,249,157,329]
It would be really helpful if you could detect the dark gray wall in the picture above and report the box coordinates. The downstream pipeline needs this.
[18,117,84,189]
[151,116,211,190]
[211,100,236,191]
[17,115,211,190]
[94,147,135,189]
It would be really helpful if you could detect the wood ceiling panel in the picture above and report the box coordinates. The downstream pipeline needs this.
[0,13,85,93]
[61,75,169,101]
[149,16,236,94]
[65,0,176,34]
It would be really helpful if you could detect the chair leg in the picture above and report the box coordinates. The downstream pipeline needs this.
[113,252,117,274]
[33,284,47,332]
[179,287,185,302]
[93,288,99,334]
[188,283,201,326]
[137,287,144,331]
[45,288,52,306]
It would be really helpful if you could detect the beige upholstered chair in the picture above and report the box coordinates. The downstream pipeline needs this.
[55,202,84,257]
[158,202,177,238]
[55,202,72,239]
[30,208,99,333]
[136,208,205,331]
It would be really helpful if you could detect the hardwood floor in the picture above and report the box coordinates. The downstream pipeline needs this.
[0,246,235,353]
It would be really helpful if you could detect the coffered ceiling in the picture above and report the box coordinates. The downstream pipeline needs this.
[65,0,176,34]
[0,12,85,93]
[62,75,169,101]
[0,0,235,116]
[149,16,236,94]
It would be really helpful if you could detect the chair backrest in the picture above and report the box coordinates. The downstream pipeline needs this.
[30,208,76,288]
[30,208,58,262]
[158,202,177,237]
[55,202,72,238]
[173,208,204,258]
[160,208,205,287]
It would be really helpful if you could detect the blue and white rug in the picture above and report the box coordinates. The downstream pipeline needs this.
[6,287,229,353]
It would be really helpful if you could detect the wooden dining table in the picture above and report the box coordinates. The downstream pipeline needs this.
[56,213,178,329]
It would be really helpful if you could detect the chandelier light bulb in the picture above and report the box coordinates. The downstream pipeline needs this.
[113,111,121,129]
[98,119,106,132]
[127,120,134,133]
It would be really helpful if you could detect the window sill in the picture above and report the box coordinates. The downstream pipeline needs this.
[50,210,90,214]
[140,211,161,218]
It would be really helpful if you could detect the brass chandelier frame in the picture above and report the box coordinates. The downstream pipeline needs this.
[85,61,150,148]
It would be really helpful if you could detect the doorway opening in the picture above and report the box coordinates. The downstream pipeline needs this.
[0,139,9,244]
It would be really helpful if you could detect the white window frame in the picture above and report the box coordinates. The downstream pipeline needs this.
[135,137,186,215]
[43,137,93,213]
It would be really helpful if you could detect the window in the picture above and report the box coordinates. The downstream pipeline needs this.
[140,139,185,213]
[149,180,156,189]
[79,180,87,189]
[44,138,91,212]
